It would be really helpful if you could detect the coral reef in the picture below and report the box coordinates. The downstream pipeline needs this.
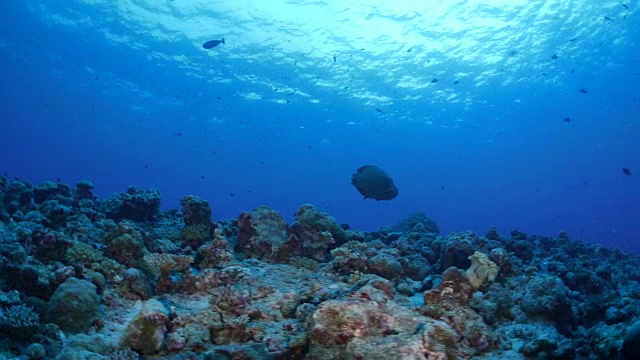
[102,186,161,222]
[289,204,348,260]
[104,221,149,267]
[236,206,292,262]
[0,176,639,359]
[46,277,100,334]
[391,210,440,234]
[465,251,499,289]
[0,304,40,341]
[121,299,169,354]
[179,195,212,226]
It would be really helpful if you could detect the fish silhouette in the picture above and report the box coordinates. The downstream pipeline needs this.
[202,38,225,49]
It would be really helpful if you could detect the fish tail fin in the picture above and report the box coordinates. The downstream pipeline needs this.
[222,38,225,45]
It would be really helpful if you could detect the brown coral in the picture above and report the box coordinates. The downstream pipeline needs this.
[180,223,211,249]
[236,206,293,262]
[196,228,234,269]
[142,253,194,293]
[65,241,103,267]
[290,204,347,260]
[104,221,148,267]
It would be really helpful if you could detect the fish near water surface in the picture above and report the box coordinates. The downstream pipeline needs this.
[202,38,225,49]
[351,165,398,200]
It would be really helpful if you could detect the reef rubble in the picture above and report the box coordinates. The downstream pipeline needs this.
[0,176,639,359]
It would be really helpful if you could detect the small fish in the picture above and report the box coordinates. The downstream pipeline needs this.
[622,4,629,9]
[173,132,183,136]
[623,168,632,176]
[145,165,148,169]
[551,54,558,60]
[568,38,577,42]
[333,55,336,63]
[431,78,439,83]
[202,38,225,49]
[604,16,613,21]
[229,193,234,197]
[579,88,588,94]
[563,117,572,122]
[453,80,459,85]
[201,175,205,179]
[508,50,517,56]
[375,108,384,113]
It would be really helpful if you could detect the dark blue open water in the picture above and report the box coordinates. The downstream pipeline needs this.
[1,1,638,252]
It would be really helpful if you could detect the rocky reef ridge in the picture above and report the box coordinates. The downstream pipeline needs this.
[1,176,640,359]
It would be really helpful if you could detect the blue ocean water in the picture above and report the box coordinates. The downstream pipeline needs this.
[1,1,638,252]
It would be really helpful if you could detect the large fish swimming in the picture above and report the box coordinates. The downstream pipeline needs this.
[351,165,398,200]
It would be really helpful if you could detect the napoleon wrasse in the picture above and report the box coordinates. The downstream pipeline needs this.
[351,165,398,201]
